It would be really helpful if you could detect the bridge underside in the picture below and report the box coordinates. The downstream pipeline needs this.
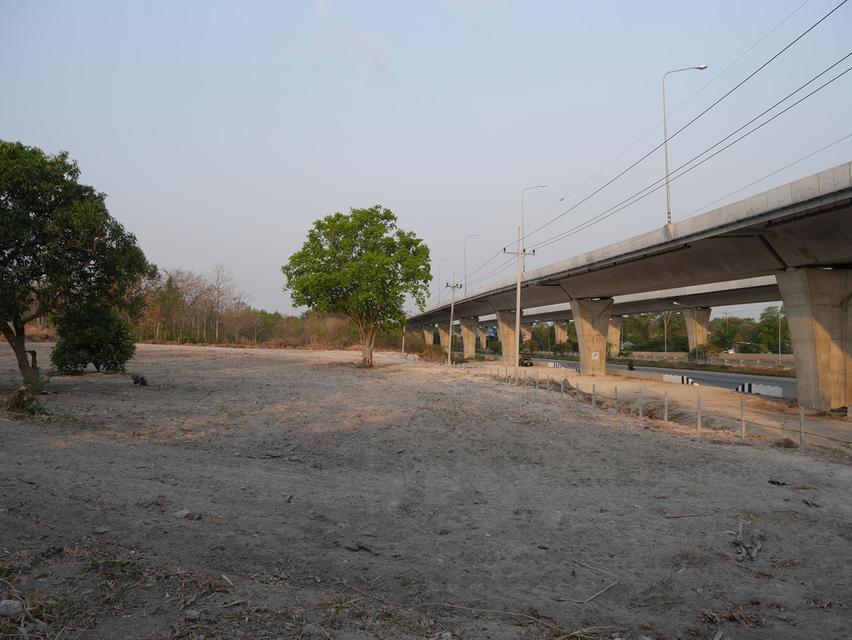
[412,165,852,413]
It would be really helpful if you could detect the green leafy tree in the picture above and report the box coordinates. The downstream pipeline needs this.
[756,305,790,354]
[0,141,154,382]
[282,205,430,367]
[51,305,136,373]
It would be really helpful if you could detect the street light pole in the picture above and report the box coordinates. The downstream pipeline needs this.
[435,258,451,305]
[663,64,708,225]
[446,280,462,365]
[463,233,479,295]
[521,184,547,271]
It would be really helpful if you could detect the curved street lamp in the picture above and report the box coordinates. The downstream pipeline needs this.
[521,184,547,271]
[663,65,708,225]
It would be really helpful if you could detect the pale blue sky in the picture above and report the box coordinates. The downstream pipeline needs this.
[2,1,850,317]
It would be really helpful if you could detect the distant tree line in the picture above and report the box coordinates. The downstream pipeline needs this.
[130,265,403,350]
[521,307,790,355]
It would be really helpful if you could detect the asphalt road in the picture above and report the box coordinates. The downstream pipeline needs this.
[532,359,797,396]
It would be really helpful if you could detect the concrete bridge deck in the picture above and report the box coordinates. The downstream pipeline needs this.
[409,162,852,412]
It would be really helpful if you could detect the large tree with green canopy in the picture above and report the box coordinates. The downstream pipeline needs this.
[282,205,430,368]
[0,141,154,382]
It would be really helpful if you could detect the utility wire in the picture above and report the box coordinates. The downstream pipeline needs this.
[522,0,849,244]
[530,63,852,251]
[458,0,844,295]
[465,257,516,289]
[534,49,852,245]
[677,132,852,220]
[535,65,852,249]
[463,248,506,281]
[523,0,814,231]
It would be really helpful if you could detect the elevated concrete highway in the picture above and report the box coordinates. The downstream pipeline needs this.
[409,162,852,412]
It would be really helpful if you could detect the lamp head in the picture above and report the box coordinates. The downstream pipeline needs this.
[696,64,709,70]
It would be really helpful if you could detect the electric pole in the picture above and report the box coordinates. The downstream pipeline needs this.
[446,281,462,365]
[503,227,535,383]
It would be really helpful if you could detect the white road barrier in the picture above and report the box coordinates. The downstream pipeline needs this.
[734,382,784,398]
[662,374,698,386]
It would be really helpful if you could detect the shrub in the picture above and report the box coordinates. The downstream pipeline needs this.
[5,377,47,414]
[688,345,711,362]
[51,306,136,374]
[418,344,446,362]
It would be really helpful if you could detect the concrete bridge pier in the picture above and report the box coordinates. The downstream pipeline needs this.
[479,329,488,350]
[422,325,434,346]
[777,268,851,413]
[459,318,477,359]
[521,325,532,350]
[554,322,568,345]
[437,324,451,355]
[607,316,623,356]
[682,307,711,352]
[572,298,613,375]
[496,310,517,365]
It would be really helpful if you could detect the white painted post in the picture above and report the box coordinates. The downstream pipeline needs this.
[576,382,581,400]
[639,388,644,420]
[740,397,746,438]
[697,392,702,431]
[592,383,596,409]
[614,385,619,401]
[561,379,565,396]
[664,391,668,422]
[799,406,806,453]
[535,371,539,389]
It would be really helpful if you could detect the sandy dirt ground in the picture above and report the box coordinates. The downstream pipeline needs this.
[1,343,851,640]
[471,362,852,451]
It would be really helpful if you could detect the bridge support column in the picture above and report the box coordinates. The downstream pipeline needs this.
[422,325,434,346]
[460,318,477,359]
[554,322,568,345]
[496,311,517,365]
[607,316,623,356]
[437,323,451,355]
[521,325,532,350]
[479,328,488,350]
[572,298,613,376]
[777,268,852,412]
[682,307,711,352]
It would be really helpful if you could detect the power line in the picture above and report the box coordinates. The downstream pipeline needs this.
[554,48,852,240]
[521,0,849,245]
[677,132,852,220]
[530,61,852,251]
[463,248,506,281]
[453,0,847,302]
[534,64,852,249]
[523,0,813,232]
[465,256,516,289]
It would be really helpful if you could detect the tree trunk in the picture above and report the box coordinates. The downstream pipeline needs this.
[359,325,376,368]
[2,323,40,383]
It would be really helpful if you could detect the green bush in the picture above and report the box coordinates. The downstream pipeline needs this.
[51,306,136,374]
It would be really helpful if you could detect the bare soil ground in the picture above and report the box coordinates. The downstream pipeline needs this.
[476,364,852,451]
[1,343,850,640]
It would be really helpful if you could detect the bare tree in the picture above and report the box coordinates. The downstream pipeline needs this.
[210,264,233,343]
